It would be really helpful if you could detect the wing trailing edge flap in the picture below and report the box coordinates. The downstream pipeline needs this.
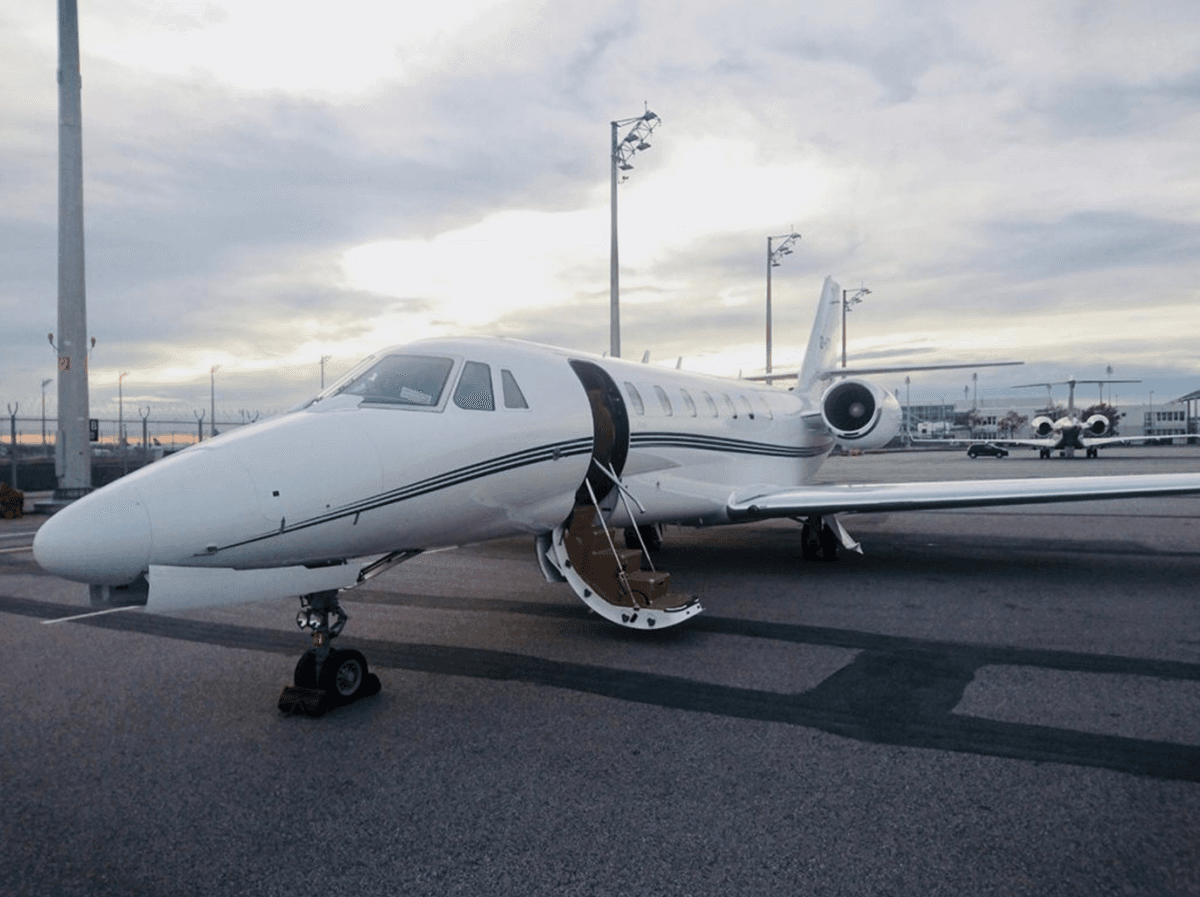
[727,473,1200,520]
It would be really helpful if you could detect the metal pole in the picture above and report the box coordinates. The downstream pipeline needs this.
[210,366,218,438]
[55,0,92,497]
[8,404,18,490]
[765,237,773,375]
[118,371,128,475]
[841,291,848,368]
[41,379,51,447]
[609,120,620,359]
[140,406,150,461]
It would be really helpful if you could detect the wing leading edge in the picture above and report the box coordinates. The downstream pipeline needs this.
[727,473,1200,519]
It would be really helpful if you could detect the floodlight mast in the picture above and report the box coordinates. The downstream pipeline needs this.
[765,232,801,374]
[841,287,870,367]
[609,107,660,358]
[55,0,92,498]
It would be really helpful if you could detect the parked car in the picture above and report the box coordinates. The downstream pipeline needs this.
[967,442,1008,458]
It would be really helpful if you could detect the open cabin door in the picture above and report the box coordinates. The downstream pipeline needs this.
[536,359,701,630]
[568,360,629,507]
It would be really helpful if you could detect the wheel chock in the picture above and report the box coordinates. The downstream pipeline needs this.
[277,685,329,717]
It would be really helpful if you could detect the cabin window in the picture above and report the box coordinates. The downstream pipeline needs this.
[337,354,453,407]
[654,385,673,416]
[756,396,774,420]
[679,388,698,417]
[500,369,528,409]
[738,395,755,420]
[454,361,495,411]
[702,391,719,417]
[624,382,645,415]
[722,394,738,418]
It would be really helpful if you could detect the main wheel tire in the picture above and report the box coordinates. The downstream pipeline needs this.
[294,650,320,688]
[801,523,820,562]
[320,649,369,704]
[623,524,664,552]
[819,524,839,562]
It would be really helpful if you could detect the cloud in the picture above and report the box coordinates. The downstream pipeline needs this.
[4,0,1200,420]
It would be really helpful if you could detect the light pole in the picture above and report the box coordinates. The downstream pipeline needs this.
[118,371,129,474]
[41,379,52,447]
[139,406,150,461]
[610,106,660,358]
[765,232,801,374]
[905,375,911,443]
[55,0,92,500]
[320,354,332,389]
[210,365,219,438]
[841,287,870,367]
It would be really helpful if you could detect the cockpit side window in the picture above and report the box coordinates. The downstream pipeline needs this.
[454,361,495,411]
[336,354,453,406]
[500,369,528,409]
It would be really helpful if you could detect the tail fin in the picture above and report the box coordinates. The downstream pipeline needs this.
[797,276,842,393]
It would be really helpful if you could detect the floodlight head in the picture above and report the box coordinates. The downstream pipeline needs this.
[636,141,651,151]
[643,110,658,121]
[619,162,633,171]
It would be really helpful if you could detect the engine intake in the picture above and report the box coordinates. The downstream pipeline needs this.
[821,379,902,450]
[1085,413,1110,437]
[1032,415,1055,438]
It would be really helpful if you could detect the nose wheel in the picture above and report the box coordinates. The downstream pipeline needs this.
[278,590,380,716]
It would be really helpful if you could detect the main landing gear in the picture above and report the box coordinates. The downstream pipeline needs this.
[800,515,840,562]
[277,589,380,717]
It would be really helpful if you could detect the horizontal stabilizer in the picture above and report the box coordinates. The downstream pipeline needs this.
[745,360,1023,383]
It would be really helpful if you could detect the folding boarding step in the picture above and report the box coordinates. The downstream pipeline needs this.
[543,503,702,630]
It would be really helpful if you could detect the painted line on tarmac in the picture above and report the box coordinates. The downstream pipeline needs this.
[2,591,1198,782]
[42,604,141,624]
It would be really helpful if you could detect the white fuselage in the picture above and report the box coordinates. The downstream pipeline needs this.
[34,338,830,587]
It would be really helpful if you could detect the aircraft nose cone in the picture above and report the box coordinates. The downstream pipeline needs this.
[33,487,153,586]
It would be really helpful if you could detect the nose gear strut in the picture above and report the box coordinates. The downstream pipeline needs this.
[278,589,380,716]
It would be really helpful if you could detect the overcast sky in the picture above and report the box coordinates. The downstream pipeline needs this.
[3,0,1199,424]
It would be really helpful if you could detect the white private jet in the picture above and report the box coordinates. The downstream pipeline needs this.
[1004,378,1151,459]
[33,278,1200,713]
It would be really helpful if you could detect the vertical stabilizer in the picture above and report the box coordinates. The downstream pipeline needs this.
[797,276,842,394]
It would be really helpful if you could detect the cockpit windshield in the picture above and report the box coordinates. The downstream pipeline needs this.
[333,354,455,407]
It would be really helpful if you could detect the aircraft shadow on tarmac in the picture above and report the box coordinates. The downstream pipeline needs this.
[3,591,1197,784]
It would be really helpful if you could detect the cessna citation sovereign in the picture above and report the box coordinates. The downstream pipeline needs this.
[33,278,1200,713]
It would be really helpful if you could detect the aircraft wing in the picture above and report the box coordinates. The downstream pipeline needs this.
[726,473,1200,519]
[1083,435,1172,448]
[990,438,1054,450]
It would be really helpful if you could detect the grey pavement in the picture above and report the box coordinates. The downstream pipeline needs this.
[2,447,1198,896]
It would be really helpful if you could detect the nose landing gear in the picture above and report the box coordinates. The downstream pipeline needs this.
[277,589,380,717]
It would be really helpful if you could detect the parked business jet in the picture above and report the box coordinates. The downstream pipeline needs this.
[33,278,1200,712]
[1005,378,1151,458]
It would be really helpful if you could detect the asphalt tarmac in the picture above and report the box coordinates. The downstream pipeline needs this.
[3,447,1199,896]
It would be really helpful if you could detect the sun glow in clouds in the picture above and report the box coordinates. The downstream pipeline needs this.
[341,138,838,334]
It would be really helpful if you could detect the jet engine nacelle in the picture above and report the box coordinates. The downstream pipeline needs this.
[820,378,902,450]
[1085,413,1110,437]
[1032,415,1055,438]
